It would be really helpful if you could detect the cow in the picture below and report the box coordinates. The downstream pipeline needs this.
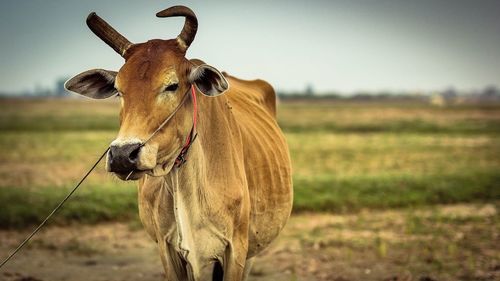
[65,5,293,281]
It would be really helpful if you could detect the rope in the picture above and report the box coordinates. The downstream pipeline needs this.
[0,85,198,270]
[0,148,110,271]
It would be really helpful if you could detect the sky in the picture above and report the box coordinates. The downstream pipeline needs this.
[0,0,499,94]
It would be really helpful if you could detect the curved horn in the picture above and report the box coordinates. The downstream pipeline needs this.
[156,6,198,51]
[86,12,133,57]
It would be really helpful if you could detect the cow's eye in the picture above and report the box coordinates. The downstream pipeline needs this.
[164,83,179,92]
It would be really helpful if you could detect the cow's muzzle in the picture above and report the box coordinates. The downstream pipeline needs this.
[108,143,142,174]
[106,140,159,180]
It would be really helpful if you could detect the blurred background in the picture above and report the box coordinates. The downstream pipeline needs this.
[0,1,499,281]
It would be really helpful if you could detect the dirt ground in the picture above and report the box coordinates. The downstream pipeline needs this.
[0,203,498,281]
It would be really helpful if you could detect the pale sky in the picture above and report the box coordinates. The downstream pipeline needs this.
[0,0,499,94]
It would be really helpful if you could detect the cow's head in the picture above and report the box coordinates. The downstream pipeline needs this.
[65,6,229,180]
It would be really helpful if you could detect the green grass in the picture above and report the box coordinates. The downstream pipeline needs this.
[0,183,137,228]
[0,99,499,228]
[293,170,500,212]
[2,170,494,228]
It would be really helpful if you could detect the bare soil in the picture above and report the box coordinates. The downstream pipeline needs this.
[1,203,498,281]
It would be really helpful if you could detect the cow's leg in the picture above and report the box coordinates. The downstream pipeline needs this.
[222,223,249,281]
[242,257,255,281]
[158,241,189,281]
[222,245,246,281]
[221,186,251,281]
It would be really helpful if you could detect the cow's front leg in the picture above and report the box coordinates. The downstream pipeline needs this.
[222,244,247,281]
[221,186,251,281]
[158,241,190,281]
[242,257,255,281]
[222,220,249,281]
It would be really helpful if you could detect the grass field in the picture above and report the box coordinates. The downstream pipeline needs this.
[0,98,499,227]
[0,98,499,280]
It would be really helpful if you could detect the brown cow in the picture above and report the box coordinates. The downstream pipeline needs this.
[65,6,293,281]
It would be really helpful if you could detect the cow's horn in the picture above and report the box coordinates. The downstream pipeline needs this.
[156,6,198,51]
[86,12,133,57]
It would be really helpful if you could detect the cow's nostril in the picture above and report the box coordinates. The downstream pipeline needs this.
[129,145,141,162]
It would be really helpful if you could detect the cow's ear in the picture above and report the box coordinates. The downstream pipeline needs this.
[189,64,229,97]
[65,69,118,99]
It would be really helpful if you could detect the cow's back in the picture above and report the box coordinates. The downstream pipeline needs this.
[224,75,293,257]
